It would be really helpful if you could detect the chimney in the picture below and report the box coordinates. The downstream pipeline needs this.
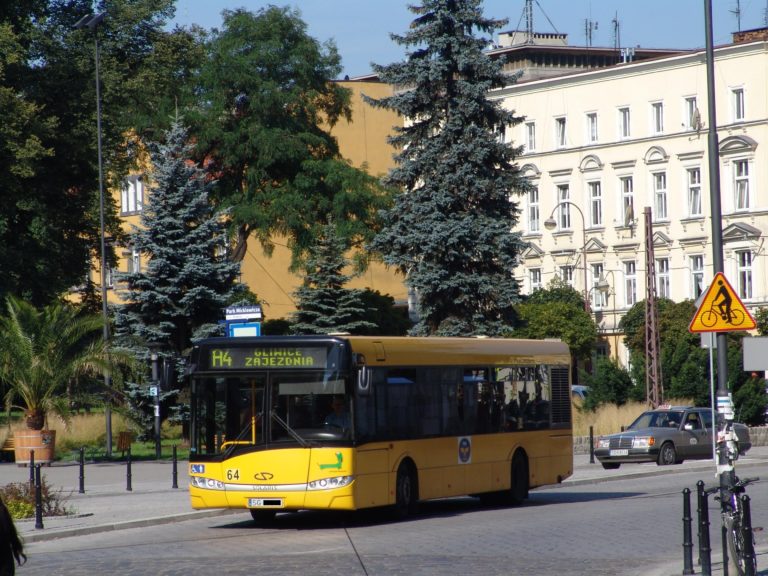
[733,27,768,44]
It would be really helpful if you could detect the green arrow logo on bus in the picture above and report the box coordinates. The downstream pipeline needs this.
[319,452,343,470]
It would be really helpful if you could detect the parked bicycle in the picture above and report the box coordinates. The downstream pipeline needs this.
[714,475,759,576]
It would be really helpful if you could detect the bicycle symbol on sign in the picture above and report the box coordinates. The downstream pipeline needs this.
[699,279,745,328]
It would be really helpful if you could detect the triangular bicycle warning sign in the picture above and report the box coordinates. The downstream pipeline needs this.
[689,272,756,333]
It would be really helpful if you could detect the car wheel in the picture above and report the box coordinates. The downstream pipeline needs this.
[601,462,620,470]
[657,442,677,466]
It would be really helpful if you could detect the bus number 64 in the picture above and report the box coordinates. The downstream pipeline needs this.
[226,469,240,481]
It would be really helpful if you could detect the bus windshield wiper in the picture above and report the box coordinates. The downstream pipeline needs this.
[270,410,311,447]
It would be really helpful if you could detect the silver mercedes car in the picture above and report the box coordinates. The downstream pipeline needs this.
[594,406,751,469]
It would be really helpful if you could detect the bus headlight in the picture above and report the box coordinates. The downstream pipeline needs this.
[190,476,225,490]
[307,476,354,491]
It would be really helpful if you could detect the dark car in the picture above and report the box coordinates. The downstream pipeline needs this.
[594,406,751,469]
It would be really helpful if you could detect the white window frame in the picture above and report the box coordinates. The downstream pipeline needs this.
[591,263,607,309]
[656,257,670,298]
[690,254,705,299]
[732,87,745,122]
[556,184,570,229]
[733,159,750,211]
[618,107,631,139]
[687,167,702,217]
[586,112,598,144]
[588,181,602,227]
[620,176,634,226]
[128,246,141,275]
[525,121,536,152]
[530,268,542,292]
[624,260,637,306]
[559,265,574,287]
[555,116,567,148]
[651,101,664,134]
[684,96,700,130]
[528,186,540,233]
[121,176,144,215]
[737,250,753,300]
[653,171,668,220]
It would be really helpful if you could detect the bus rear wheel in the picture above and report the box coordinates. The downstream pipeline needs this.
[250,509,276,525]
[394,461,419,519]
[509,452,529,505]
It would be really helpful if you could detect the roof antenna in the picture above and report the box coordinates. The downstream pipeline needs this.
[730,0,742,31]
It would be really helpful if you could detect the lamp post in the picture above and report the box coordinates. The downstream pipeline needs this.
[544,201,590,312]
[74,12,112,456]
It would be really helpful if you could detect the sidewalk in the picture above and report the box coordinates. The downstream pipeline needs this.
[4,446,768,550]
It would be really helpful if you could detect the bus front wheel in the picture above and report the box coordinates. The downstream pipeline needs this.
[394,461,419,519]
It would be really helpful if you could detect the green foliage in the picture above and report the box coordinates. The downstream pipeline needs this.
[581,357,635,411]
[754,307,768,335]
[0,296,116,429]
[733,374,768,426]
[367,0,528,336]
[292,223,376,335]
[262,319,293,336]
[0,479,71,519]
[357,290,412,336]
[510,281,597,360]
[191,6,390,272]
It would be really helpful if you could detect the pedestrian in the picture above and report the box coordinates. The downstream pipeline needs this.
[0,496,26,575]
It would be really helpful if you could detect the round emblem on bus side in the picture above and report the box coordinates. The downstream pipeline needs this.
[458,437,472,464]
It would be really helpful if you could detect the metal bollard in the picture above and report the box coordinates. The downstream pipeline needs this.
[589,426,595,464]
[126,445,133,492]
[697,481,712,576]
[172,445,178,489]
[79,446,85,494]
[682,488,694,575]
[34,464,44,530]
[741,495,757,576]
[29,449,35,488]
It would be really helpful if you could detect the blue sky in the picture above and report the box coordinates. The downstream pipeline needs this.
[170,1,768,78]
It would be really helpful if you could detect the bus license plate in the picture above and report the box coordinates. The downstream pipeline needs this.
[609,449,629,456]
[248,498,282,508]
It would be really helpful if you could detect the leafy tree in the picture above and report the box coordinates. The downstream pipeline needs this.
[357,290,412,336]
[733,373,767,426]
[191,7,389,271]
[526,277,586,309]
[113,117,245,356]
[754,307,768,335]
[291,223,376,335]
[367,0,528,336]
[581,357,634,411]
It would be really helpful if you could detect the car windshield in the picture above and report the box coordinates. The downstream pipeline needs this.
[628,410,684,430]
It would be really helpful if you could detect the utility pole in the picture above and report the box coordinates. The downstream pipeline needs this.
[644,207,662,407]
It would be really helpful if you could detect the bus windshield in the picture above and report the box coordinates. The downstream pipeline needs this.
[190,369,350,457]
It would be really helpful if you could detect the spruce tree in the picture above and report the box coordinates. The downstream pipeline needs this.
[368,0,528,336]
[292,223,375,335]
[114,117,244,356]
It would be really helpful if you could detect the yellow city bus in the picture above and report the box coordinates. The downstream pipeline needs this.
[187,335,573,523]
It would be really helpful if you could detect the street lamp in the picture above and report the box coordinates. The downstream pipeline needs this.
[544,201,589,312]
[74,12,112,456]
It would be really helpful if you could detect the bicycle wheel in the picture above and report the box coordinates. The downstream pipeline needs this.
[701,310,718,327]
[726,514,756,576]
[729,309,745,326]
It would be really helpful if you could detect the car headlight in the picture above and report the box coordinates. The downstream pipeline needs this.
[190,476,225,490]
[632,436,655,448]
[307,476,354,491]
[596,438,610,449]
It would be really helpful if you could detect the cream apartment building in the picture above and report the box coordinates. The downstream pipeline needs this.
[495,30,768,362]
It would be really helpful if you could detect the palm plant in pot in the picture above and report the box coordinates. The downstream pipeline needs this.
[0,296,115,463]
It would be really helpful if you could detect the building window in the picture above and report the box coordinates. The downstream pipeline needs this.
[690,255,705,299]
[121,177,143,215]
[653,172,667,220]
[624,261,637,306]
[559,265,574,287]
[732,88,745,122]
[737,250,753,300]
[555,116,567,148]
[525,121,536,152]
[618,107,631,139]
[651,102,664,134]
[591,263,607,309]
[528,187,540,233]
[127,246,141,274]
[685,96,700,130]
[530,268,542,291]
[734,160,750,210]
[586,112,598,143]
[656,257,670,298]
[687,168,702,217]
[620,176,634,225]
[556,184,570,229]
[588,181,602,227]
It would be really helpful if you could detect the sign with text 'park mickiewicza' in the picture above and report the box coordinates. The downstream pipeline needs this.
[689,272,755,333]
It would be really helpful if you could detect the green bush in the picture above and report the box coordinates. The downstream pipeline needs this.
[0,478,72,519]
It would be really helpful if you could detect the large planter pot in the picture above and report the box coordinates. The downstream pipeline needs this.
[14,429,56,466]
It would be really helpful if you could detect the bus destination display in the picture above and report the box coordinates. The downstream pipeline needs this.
[207,346,328,369]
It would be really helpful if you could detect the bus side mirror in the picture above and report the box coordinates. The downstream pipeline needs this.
[357,367,371,396]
